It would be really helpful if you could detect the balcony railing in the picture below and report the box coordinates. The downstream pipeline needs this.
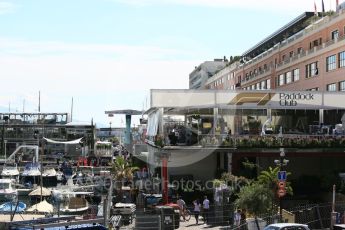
[146,133,345,149]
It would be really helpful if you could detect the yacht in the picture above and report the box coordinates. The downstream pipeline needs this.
[42,167,58,187]
[21,162,41,186]
[0,179,17,201]
[1,163,20,182]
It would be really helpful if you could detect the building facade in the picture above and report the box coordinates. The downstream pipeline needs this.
[189,58,228,89]
[206,9,345,93]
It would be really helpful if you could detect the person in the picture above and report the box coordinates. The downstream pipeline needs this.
[177,195,186,221]
[202,196,210,224]
[193,199,201,225]
[234,209,241,227]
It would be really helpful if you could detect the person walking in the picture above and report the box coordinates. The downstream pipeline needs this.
[177,195,186,221]
[234,209,241,228]
[202,195,210,224]
[193,199,201,225]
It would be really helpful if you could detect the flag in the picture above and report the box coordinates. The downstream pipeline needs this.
[314,1,318,15]
[322,0,325,13]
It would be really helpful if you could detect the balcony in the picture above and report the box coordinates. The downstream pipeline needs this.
[240,67,272,85]
[276,35,345,70]
[146,119,345,150]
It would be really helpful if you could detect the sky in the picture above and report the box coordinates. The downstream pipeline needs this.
[0,0,338,127]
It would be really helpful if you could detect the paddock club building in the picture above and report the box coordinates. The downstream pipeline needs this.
[143,89,345,190]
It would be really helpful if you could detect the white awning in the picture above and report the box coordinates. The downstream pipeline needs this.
[146,109,161,137]
[43,137,83,145]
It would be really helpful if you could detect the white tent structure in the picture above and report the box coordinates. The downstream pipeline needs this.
[28,187,51,196]
[27,200,54,213]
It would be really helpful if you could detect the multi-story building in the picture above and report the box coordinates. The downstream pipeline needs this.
[189,58,228,89]
[206,8,345,92]
[0,113,95,160]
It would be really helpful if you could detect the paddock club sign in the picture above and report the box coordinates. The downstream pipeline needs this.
[227,92,321,108]
[279,92,315,106]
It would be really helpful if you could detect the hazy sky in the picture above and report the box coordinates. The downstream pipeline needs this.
[0,0,338,127]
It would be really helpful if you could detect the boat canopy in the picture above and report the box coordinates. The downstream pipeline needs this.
[43,137,83,145]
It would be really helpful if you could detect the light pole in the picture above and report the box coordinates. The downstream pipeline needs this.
[274,148,289,218]
[109,121,112,138]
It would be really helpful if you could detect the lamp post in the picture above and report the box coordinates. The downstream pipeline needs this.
[109,121,112,137]
[274,148,289,218]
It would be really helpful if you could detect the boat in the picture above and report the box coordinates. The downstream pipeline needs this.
[21,162,41,186]
[42,167,58,187]
[1,163,20,182]
[60,196,90,215]
[0,201,26,212]
[0,179,17,201]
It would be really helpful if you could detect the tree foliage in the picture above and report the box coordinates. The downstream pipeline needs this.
[258,166,293,195]
[235,182,273,216]
[111,156,139,181]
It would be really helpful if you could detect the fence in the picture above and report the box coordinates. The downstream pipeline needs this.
[109,202,345,230]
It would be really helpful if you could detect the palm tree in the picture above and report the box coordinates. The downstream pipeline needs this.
[258,166,293,195]
[257,166,293,217]
[111,156,139,186]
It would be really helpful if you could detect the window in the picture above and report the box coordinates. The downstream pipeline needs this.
[340,81,345,91]
[339,51,345,68]
[282,55,286,61]
[293,69,300,81]
[251,85,255,90]
[261,80,266,90]
[286,72,292,84]
[307,87,319,91]
[279,74,285,86]
[326,55,336,71]
[290,51,294,57]
[332,30,339,40]
[256,82,260,90]
[306,62,318,78]
[297,47,303,54]
[266,79,271,89]
[327,83,336,91]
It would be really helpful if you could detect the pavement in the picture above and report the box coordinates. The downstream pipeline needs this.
[119,216,229,230]
[179,218,228,230]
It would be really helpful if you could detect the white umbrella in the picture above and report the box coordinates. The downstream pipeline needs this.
[27,200,54,213]
[28,187,51,196]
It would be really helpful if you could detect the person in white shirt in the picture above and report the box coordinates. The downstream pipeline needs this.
[193,199,201,224]
[234,209,241,227]
[177,196,186,221]
[202,196,210,224]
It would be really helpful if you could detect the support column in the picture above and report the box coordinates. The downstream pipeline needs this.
[227,153,233,174]
[319,109,324,125]
[213,108,219,135]
[162,156,168,204]
[267,109,272,119]
[125,114,131,145]
[159,151,170,204]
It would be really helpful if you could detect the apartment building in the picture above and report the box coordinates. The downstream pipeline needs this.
[206,8,345,92]
[189,58,228,89]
